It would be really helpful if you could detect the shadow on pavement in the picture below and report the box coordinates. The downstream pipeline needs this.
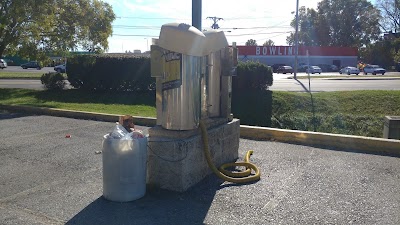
[0,110,31,120]
[66,175,225,225]
[294,78,310,92]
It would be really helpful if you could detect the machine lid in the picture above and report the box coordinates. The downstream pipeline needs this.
[158,23,207,57]
[203,30,229,55]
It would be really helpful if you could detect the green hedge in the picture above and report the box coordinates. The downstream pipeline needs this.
[233,61,273,91]
[232,61,273,126]
[67,54,154,92]
[40,72,66,90]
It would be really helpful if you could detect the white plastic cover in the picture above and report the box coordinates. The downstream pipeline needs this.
[203,30,229,55]
[158,23,206,56]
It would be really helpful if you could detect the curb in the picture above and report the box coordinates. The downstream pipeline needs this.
[1,104,399,155]
[323,77,400,81]
[0,104,156,127]
[240,125,400,156]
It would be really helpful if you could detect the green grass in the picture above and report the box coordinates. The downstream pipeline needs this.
[271,90,400,137]
[0,71,44,79]
[0,89,156,117]
[1,88,399,137]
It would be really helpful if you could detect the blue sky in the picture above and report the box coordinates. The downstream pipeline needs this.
[103,0,377,53]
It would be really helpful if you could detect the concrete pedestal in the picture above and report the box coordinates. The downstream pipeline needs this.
[146,119,240,192]
[383,116,400,140]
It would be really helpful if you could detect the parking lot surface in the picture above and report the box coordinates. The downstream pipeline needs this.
[0,112,399,224]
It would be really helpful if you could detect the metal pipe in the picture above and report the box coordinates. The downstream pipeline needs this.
[294,0,299,79]
[192,0,202,30]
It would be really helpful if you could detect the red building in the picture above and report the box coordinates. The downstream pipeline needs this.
[237,46,358,68]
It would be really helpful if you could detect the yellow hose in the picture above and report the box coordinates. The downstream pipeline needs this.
[199,121,260,183]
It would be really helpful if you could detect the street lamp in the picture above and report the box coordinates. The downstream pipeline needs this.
[294,0,299,80]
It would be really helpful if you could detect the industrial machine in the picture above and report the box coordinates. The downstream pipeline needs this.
[151,23,237,130]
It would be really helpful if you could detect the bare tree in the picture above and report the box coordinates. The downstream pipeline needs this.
[263,39,275,46]
[377,0,400,32]
[245,39,258,46]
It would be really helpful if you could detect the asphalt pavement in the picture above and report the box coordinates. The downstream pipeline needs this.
[0,112,399,224]
[1,66,54,73]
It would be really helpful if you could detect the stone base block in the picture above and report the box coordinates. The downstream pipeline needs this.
[146,119,240,192]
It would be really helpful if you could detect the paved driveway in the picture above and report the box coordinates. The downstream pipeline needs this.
[0,112,399,224]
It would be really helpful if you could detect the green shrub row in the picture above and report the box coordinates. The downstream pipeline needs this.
[232,61,273,126]
[40,72,66,90]
[233,61,273,91]
[67,54,154,92]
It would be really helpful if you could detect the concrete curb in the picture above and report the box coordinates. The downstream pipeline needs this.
[1,104,399,155]
[240,125,400,156]
[323,78,400,81]
[0,104,156,126]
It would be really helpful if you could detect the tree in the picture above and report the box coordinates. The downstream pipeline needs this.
[376,0,400,33]
[286,0,381,48]
[262,39,275,46]
[286,7,319,46]
[245,39,257,46]
[0,0,115,60]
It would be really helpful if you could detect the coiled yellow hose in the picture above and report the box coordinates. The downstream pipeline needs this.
[199,121,261,183]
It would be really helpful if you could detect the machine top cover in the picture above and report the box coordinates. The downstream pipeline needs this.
[203,30,229,55]
[158,23,207,57]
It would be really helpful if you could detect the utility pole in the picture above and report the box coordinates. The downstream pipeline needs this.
[294,0,299,80]
[192,0,202,30]
[206,16,223,29]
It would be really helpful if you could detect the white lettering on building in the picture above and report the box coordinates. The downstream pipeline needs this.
[288,47,292,55]
[262,47,267,55]
[252,46,295,55]
[270,47,276,55]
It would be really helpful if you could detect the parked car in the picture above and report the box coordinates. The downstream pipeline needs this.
[272,63,286,73]
[21,61,41,70]
[339,66,360,75]
[306,66,322,74]
[0,59,7,69]
[54,64,66,73]
[330,64,339,72]
[276,66,293,74]
[298,64,309,72]
[363,65,386,75]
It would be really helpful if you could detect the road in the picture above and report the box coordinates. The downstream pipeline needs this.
[1,65,54,73]
[1,68,400,91]
[269,78,400,92]
[1,77,400,92]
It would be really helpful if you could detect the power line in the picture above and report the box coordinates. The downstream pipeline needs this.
[225,31,291,37]
[206,16,224,29]
[112,34,158,37]
[116,16,186,20]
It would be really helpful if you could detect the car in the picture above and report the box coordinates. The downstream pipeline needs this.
[306,66,322,74]
[272,64,286,73]
[54,64,66,73]
[276,66,293,74]
[330,64,339,72]
[298,64,309,72]
[21,61,41,70]
[339,66,360,75]
[0,59,7,69]
[363,65,386,75]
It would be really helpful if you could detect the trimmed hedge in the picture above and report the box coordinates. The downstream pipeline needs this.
[67,54,154,92]
[232,61,273,126]
[41,72,66,90]
[233,61,273,91]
